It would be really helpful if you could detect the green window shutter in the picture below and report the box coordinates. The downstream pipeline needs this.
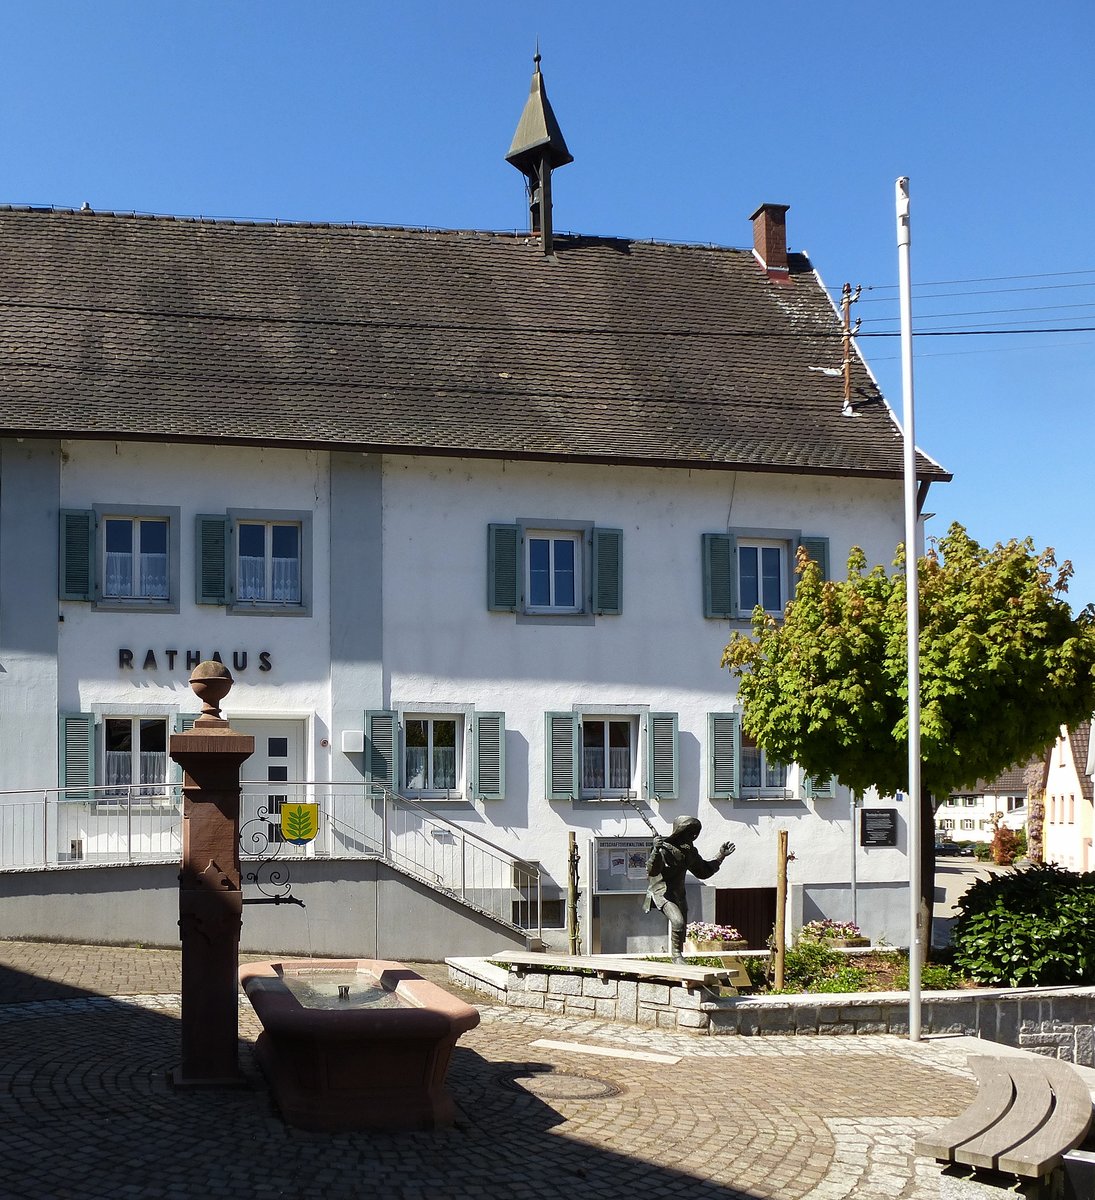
[592,527,623,615]
[59,510,95,601]
[487,523,519,611]
[709,712,740,799]
[473,712,506,800]
[171,713,198,784]
[646,712,679,800]
[805,773,837,800]
[196,515,230,605]
[59,713,96,798]
[797,536,831,583]
[702,532,736,618]
[365,710,397,795]
[545,712,579,800]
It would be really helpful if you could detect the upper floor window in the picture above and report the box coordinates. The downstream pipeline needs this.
[527,531,581,613]
[59,506,180,612]
[103,517,169,600]
[737,540,785,614]
[487,521,622,619]
[237,521,301,605]
[702,530,829,620]
[196,510,312,615]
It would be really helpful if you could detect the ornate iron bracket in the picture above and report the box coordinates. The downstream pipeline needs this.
[239,804,306,909]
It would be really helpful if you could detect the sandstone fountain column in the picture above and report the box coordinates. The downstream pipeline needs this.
[169,661,254,1086]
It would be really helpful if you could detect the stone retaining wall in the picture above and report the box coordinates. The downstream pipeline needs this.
[446,957,1095,1064]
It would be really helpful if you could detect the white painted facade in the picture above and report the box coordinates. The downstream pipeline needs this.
[1043,725,1093,872]
[1,435,920,948]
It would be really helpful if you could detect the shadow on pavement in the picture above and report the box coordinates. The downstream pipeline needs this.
[0,963,765,1200]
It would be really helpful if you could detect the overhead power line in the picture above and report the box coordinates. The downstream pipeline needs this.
[827,266,1095,295]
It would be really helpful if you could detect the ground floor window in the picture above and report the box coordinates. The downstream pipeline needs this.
[104,718,167,797]
[581,718,633,793]
[404,716,459,794]
[740,731,787,794]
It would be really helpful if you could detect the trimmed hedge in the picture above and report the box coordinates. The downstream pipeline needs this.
[951,863,1095,987]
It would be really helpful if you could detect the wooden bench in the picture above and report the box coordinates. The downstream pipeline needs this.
[916,1055,1093,1181]
[491,951,744,994]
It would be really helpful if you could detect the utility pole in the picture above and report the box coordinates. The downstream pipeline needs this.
[841,282,862,408]
[896,176,923,1042]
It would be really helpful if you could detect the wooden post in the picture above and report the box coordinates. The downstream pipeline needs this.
[567,831,579,955]
[774,829,789,990]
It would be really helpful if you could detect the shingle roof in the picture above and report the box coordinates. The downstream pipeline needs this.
[0,206,950,479]
[1069,722,1093,801]
[953,750,1050,797]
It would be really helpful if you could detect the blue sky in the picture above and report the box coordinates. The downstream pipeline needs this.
[4,2,1093,606]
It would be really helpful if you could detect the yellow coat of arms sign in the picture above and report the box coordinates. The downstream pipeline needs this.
[280,803,319,845]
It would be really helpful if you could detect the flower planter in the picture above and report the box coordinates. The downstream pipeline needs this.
[818,937,870,949]
[684,939,748,955]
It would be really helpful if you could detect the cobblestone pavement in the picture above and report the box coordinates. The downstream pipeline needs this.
[0,941,1020,1200]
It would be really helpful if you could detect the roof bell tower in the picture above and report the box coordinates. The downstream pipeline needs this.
[506,50,572,256]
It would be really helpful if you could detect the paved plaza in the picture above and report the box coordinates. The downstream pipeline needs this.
[0,941,1044,1200]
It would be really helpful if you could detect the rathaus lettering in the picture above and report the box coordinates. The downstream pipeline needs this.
[118,648,273,672]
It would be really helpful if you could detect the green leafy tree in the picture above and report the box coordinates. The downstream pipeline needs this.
[722,523,1095,922]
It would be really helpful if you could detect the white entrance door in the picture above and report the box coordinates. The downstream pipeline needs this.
[235,719,307,854]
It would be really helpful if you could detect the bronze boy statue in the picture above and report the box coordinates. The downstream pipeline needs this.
[643,815,735,963]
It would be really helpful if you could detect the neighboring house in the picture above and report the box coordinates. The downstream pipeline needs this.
[1043,722,1094,872]
[937,758,1038,845]
[0,60,950,951]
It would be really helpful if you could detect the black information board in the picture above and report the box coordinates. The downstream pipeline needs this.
[860,808,899,848]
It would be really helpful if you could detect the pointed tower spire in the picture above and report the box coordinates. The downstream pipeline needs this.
[506,50,572,255]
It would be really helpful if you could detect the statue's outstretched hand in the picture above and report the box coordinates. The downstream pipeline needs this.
[719,842,736,859]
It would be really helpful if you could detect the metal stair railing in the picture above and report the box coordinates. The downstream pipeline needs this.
[238,780,542,940]
[0,781,542,941]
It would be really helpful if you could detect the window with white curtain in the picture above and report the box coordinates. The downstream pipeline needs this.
[102,517,169,600]
[581,717,635,796]
[403,716,460,795]
[237,521,301,604]
[104,718,168,798]
[740,730,788,795]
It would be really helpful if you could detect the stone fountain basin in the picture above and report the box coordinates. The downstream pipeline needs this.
[239,958,480,1131]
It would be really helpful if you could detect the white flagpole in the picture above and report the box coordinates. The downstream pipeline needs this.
[896,177,923,1041]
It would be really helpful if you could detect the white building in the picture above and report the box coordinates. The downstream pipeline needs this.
[0,64,949,954]
[1043,723,1093,872]
[936,760,1035,846]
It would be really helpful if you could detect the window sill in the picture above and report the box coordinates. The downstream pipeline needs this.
[736,790,804,804]
[93,598,178,614]
[228,602,310,617]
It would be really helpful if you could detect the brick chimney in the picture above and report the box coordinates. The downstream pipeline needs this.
[750,203,791,283]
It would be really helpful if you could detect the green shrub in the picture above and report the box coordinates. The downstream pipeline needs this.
[972,842,993,862]
[780,940,838,990]
[894,961,960,990]
[807,965,868,994]
[742,955,769,988]
[951,863,1095,987]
